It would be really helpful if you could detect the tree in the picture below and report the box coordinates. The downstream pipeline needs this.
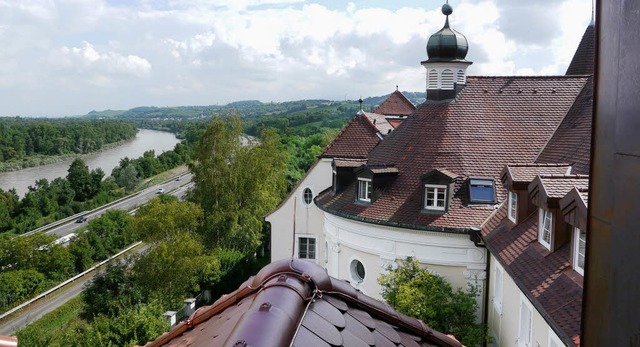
[67,158,92,201]
[379,257,489,346]
[115,164,139,191]
[130,198,215,307]
[188,115,288,254]
[86,210,134,255]
[83,262,144,319]
[132,198,202,244]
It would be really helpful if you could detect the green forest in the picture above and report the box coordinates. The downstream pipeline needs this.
[0,118,137,170]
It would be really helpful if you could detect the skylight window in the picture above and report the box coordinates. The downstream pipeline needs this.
[469,178,495,203]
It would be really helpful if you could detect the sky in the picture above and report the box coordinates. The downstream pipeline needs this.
[0,0,593,117]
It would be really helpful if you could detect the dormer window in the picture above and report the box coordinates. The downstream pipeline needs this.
[424,184,447,211]
[358,178,372,202]
[538,208,553,250]
[469,178,495,203]
[508,191,518,223]
[421,169,456,213]
[573,227,586,275]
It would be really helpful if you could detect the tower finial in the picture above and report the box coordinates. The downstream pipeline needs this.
[396,85,399,92]
[357,96,364,116]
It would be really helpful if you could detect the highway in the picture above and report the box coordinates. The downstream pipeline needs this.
[46,173,193,238]
[0,173,193,335]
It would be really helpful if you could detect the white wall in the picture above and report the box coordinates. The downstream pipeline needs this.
[323,213,487,302]
[267,158,332,263]
[488,256,567,347]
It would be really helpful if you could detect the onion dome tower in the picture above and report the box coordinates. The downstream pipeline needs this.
[421,2,472,102]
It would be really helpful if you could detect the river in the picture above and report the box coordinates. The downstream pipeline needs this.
[0,129,181,197]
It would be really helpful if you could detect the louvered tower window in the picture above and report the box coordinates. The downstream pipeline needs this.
[441,69,454,89]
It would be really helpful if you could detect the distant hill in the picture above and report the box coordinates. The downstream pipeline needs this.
[81,92,426,121]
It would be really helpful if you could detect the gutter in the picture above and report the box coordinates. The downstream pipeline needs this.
[470,226,490,347]
[315,202,474,235]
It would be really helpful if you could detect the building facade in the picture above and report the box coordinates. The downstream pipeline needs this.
[268,4,594,346]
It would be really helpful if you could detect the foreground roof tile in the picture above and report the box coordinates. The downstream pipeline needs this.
[143,259,462,347]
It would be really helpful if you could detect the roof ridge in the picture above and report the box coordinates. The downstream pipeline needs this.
[538,174,589,179]
[468,75,591,80]
[507,163,573,168]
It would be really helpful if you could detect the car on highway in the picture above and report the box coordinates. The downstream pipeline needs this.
[175,176,181,181]
[156,188,165,194]
[75,216,87,223]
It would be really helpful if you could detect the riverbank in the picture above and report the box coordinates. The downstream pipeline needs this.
[0,129,181,196]
[0,138,135,173]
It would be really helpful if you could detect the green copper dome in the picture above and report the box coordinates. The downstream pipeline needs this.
[426,4,469,62]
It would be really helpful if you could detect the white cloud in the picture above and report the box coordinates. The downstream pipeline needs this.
[58,41,151,78]
[0,0,594,116]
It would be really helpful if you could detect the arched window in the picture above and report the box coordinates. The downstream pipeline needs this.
[456,69,465,84]
[441,69,454,89]
[428,69,439,89]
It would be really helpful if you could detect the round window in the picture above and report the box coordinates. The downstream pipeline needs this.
[302,187,313,206]
[350,260,366,283]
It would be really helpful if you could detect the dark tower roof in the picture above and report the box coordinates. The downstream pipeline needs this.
[565,23,595,75]
[425,4,469,62]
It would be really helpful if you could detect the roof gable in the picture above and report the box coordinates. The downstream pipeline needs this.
[373,90,417,116]
[501,163,573,190]
[559,187,589,231]
[320,114,382,158]
[529,174,589,209]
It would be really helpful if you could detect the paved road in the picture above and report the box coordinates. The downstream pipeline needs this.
[0,175,192,335]
[0,270,95,335]
[46,173,193,238]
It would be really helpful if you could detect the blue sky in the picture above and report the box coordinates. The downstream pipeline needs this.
[0,0,592,117]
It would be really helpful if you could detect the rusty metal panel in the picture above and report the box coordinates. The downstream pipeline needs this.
[583,0,640,345]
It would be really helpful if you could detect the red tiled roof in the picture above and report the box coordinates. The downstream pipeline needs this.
[373,90,416,116]
[388,119,404,128]
[316,76,589,231]
[334,158,367,168]
[365,112,395,135]
[481,205,583,346]
[536,78,593,175]
[503,164,572,184]
[320,90,413,159]
[320,114,382,158]
[143,259,462,347]
[371,167,399,174]
[533,175,590,199]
